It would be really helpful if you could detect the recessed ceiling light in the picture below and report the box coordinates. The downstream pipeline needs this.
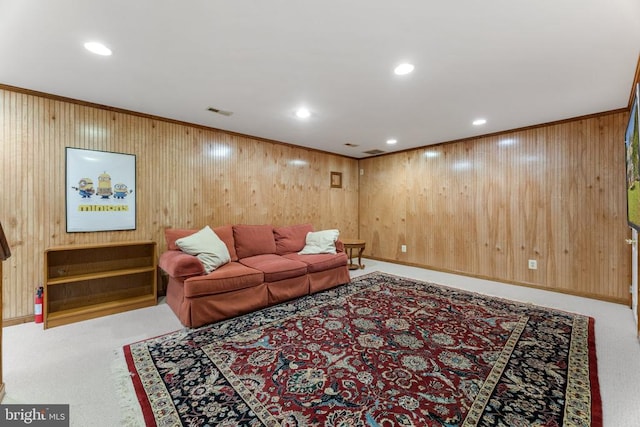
[472,118,487,126]
[295,108,311,119]
[386,139,398,145]
[84,42,112,56]
[394,63,415,75]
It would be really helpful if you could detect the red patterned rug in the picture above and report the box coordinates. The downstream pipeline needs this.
[123,272,601,426]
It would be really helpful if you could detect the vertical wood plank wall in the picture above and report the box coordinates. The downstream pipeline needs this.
[0,88,358,322]
[0,86,633,321]
[359,112,631,303]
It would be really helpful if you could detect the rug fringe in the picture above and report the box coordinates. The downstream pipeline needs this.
[111,348,146,427]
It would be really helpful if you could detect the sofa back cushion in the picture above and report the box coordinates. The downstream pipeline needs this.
[165,225,238,261]
[212,225,238,262]
[274,223,314,255]
[233,224,276,259]
[165,228,198,250]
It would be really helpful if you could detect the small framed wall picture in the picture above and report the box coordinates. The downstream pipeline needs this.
[330,171,342,188]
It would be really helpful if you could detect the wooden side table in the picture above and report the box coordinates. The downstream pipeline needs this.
[342,238,366,270]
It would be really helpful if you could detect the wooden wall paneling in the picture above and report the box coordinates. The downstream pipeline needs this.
[1,92,12,317]
[473,136,508,281]
[359,112,630,303]
[558,121,589,293]
[590,114,629,299]
[2,91,14,319]
[2,82,629,317]
[391,153,408,261]
[440,143,464,271]
[1,87,358,323]
[359,154,407,259]
[404,151,426,264]
[452,141,478,274]
[514,128,547,287]
[422,145,452,269]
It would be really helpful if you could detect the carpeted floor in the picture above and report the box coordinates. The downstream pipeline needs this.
[124,272,601,426]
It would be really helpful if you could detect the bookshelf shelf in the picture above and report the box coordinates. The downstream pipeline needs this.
[44,241,157,329]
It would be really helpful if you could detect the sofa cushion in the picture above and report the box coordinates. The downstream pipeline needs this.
[165,225,238,261]
[299,229,340,254]
[233,224,276,259]
[239,254,308,282]
[159,250,205,278]
[165,228,199,250]
[274,223,314,255]
[183,262,264,298]
[283,252,348,273]
[212,225,238,262]
[175,226,231,273]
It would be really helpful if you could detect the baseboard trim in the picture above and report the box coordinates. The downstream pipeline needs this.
[2,315,35,327]
[363,256,630,306]
[1,261,629,326]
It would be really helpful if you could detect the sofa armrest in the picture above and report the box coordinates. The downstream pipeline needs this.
[159,250,205,278]
[335,240,345,253]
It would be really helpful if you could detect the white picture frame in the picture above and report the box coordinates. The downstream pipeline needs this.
[66,147,136,232]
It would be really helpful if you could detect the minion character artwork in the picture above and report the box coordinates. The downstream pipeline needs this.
[70,172,133,201]
[113,183,132,199]
[66,147,137,232]
[96,172,113,199]
[71,178,95,198]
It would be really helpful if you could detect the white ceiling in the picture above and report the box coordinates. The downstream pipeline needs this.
[1,0,639,158]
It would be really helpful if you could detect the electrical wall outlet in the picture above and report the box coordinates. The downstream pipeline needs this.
[401,245,407,253]
[360,169,364,176]
[528,259,537,270]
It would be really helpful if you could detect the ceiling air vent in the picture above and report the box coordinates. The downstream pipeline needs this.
[363,149,385,155]
[207,107,234,116]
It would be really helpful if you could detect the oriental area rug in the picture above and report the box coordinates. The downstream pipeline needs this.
[122,272,601,426]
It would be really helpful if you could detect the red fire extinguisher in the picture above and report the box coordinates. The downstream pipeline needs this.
[35,286,43,324]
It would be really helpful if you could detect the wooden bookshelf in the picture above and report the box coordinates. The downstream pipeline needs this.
[44,241,157,329]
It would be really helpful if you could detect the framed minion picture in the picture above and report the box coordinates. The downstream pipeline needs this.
[66,147,136,232]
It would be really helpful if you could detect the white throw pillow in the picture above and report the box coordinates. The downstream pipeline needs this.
[175,226,231,273]
[298,229,339,255]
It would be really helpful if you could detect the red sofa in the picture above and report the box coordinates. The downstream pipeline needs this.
[159,223,351,327]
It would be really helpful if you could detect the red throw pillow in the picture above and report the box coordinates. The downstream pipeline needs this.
[212,225,238,262]
[274,223,314,255]
[165,228,199,250]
